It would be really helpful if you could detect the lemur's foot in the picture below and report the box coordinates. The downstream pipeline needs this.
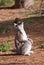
[24,51,34,56]
[30,51,34,54]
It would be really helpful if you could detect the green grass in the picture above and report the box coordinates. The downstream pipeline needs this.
[0,40,12,52]
[0,63,2,65]
[0,0,14,6]
[39,43,44,48]
[0,24,11,33]
[23,16,44,24]
[0,25,4,33]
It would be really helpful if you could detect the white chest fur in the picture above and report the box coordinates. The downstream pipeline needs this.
[18,27,28,41]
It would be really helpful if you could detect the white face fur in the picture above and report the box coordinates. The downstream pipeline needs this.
[14,21,24,32]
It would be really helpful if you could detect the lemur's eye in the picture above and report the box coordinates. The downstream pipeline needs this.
[18,22,21,25]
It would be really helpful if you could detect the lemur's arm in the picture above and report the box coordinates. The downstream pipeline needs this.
[15,38,19,50]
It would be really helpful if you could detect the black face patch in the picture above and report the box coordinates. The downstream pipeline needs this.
[17,22,22,25]
[14,22,22,27]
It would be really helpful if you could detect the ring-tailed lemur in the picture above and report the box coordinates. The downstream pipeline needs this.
[14,18,33,55]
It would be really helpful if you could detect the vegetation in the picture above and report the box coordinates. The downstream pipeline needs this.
[0,25,4,33]
[24,16,44,24]
[0,0,14,6]
[39,43,44,48]
[0,24,11,33]
[0,40,12,52]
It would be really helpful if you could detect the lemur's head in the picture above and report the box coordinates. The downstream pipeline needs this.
[14,18,24,30]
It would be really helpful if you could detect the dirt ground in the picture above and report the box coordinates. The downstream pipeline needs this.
[0,9,44,65]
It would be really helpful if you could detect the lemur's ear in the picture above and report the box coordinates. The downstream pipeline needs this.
[14,23,17,26]
[14,18,18,27]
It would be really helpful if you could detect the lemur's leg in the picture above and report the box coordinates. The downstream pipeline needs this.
[21,39,33,56]
[15,39,23,54]
[24,51,34,56]
[15,40,20,54]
